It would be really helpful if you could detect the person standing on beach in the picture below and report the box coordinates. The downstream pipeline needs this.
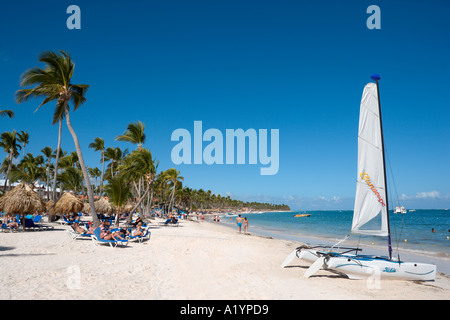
[243,217,248,233]
[236,214,243,233]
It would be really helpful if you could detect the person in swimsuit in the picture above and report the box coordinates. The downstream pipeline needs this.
[243,217,248,233]
[72,222,87,234]
[132,221,144,236]
[236,214,243,233]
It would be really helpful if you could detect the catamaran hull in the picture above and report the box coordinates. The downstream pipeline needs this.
[297,249,320,263]
[325,256,436,281]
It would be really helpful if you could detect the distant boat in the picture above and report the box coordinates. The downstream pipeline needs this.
[293,214,311,217]
[394,206,407,214]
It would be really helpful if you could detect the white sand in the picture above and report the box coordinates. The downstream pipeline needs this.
[0,218,448,300]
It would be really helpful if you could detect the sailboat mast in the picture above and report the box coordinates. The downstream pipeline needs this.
[372,74,393,260]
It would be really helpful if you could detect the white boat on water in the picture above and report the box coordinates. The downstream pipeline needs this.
[394,206,407,214]
[281,75,436,281]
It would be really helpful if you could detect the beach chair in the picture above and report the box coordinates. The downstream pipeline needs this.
[158,218,180,227]
[24,218,54,231]
[33,215,42,224]
[67,225,93,240]
[0,223,17,233]
[127,226,151,243]
[59,216,73,226]
[91,227,128,248]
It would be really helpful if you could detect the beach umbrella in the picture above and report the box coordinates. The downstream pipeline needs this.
[82,202,90,214]
[52,192,83,216]
[0,182,46,215]
[95,197,112,214]
[45,200,54,213]
[83,197,112,214]
[0,182,45,230]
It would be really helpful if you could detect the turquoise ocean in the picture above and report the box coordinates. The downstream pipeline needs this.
[216,209,450,272]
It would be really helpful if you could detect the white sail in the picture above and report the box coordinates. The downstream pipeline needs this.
[352,83,389,236]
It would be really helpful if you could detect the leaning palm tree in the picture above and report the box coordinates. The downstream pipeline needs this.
[88,137,105,196]
[15,50,100,227]
[0,110,14,118]
[115,121,146,151]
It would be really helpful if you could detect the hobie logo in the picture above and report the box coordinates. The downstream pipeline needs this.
[382,267,396,273]
[360,172,385,206]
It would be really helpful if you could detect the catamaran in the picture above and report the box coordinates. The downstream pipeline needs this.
[281,75,436,281]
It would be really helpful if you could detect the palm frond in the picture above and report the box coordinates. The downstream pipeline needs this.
[0,110,14,118]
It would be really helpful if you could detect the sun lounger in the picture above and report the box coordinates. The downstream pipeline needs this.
[24,218,54,231]
[91,227,128,248]
[1,223,18,232]
[67,225,93,240]
[158,219,180,227]
[59,216,73,226]
[127,227,151,243]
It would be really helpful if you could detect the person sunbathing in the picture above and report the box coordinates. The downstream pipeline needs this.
[131,222,144,236]
[72,222,87,234]
[101,228,127,241]
[6,218,19,229]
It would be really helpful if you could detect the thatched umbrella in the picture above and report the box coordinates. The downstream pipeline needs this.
[52,192,84,216]
[94,197,112,214]
[82,202,90,214]
[0,183,45,230]
[45,200,54,213]
[0,182,45,215]
[123,203,135,212]
[83,197,112,214]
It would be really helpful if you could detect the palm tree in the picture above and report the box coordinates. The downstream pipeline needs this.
[115,121,146,151]
[88,137,105,196]
[87,166,102,196]
[105,175,131,226]
[10,153,45,189]
[104,146,127,178]
[0,130,21,191]
[58,166,83,194]
[41,146,54,200]
[118,147,157,221]
[165,168,184,213]
[17,130,30,159]
[51,116,63,202]
[15,50,100,227]
[0,110,14,118]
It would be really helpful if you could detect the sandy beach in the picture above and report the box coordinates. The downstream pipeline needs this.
[0,217,448,300]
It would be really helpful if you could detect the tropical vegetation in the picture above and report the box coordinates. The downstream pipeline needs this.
[1,50,290,222]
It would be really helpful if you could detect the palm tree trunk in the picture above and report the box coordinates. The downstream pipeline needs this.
[46,166,50,201]
[126,185,150,224]
[64,107,100,227]
[2,150,13,191]
[52,118,62,202]
[169,181,177,212]
[100,150,105,196]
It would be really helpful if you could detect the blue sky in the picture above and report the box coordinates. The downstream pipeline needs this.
[1,0,449,210]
